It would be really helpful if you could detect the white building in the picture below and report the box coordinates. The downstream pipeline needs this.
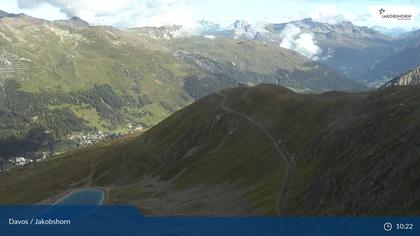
[11,157,32,166]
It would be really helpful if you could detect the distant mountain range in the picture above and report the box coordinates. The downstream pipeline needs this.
[1,83,419,216]
[0,11,365,159]
[136,18,419,86]
[3,12,412,86]
[1,10,419,216]
[371,26,414,37]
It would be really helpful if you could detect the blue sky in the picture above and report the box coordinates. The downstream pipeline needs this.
[1,0,419,29]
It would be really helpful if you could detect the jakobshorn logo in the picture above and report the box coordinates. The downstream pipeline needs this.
[376,6,413,21]
[379,8,385,15]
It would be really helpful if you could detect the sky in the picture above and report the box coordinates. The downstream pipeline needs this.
[1,0,419,30]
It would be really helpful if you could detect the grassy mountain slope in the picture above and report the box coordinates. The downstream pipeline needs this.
[0,13,365,159]
[0,14,194,158]
[1,84,419,216]
[168,37,365,94]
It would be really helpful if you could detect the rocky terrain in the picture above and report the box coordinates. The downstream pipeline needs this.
[381,66,420,88]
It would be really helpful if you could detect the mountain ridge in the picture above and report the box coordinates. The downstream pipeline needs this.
[0,11,365,160]
[381,66,420,88]
[54,16,90,29]
[126,17,399,83]
[0,10,9,17]
[128,17,420,86]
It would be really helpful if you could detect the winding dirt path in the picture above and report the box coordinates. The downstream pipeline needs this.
[216,92,291,216]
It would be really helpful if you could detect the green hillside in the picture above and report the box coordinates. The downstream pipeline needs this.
[168,37,366,94]
[0,84,418,216]
[0,13,365,159]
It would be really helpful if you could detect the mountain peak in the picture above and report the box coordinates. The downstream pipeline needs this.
[4,13,27,18]
[228,20,256,40]
[231,19,251,29]
[128,24,183,40]
[339,20,353,26]
[70,16,83,21]
[70,16,90,26]
[54,16,90,28]
[301,18,314,23]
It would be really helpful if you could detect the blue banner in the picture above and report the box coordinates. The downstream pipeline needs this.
[0,206,418,236]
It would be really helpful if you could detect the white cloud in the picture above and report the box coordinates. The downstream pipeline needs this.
[17,0,132,17]
[13,1,419,31]
[280,24,321,60]
[309,5,363,24]
[16,0,196,27]
[135,2,197,28]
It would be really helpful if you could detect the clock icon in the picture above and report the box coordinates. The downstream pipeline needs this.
[384,222,393,232]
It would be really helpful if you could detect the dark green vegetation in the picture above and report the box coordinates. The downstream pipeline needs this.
[1,84,419,216]
[0,13,365,159]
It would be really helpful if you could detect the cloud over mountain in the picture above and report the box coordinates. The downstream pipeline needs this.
[17,0,131,17]
[16,0,196,27]
[280,24,321,60]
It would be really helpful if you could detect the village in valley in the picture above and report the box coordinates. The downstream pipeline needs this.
[0,124,144,173]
